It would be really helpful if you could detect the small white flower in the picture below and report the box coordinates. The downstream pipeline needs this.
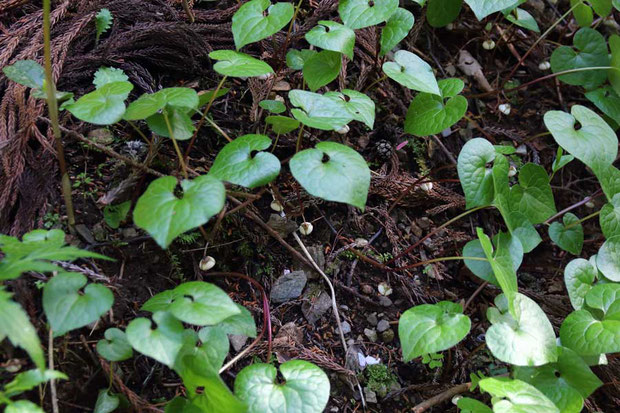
[257,73,273,80]
[446,23,454,31]
[420,182,433,192]
[336,124,350,134]
[482,39,496,50]
[508,165,517,177]
[498,103,511,115]
[270,200,284,212]
[299,222,313,235]
[538,61,551,71]
[274,94,285,103]
[354,238,369,248]
[199,256,216,271]
[585,201,596,209]
[378,282,393,296]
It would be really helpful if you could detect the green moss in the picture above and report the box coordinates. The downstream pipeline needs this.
[364,364,399,398]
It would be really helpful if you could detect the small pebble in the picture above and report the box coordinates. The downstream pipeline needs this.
[379,296,393,307]
[367,313,378,326]
[381,329,395,343]
[377,319,390,333]
[341,321,352,335]
[364,328,378,343]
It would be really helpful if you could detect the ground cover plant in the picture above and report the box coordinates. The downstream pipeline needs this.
[1,0,620,412]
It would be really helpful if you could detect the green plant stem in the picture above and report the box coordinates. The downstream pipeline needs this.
[565,210,601,230]
[181,0,195,23]
[503,66,617,94]
[48,330,59,413]
[204,115,233,142]
[544,189,603,225]
[43,0,75,230]
[277,0,304,71]
[396,256,488,272]
[271,132,281,152]
[295,125,305,152]
[127,120,152,146]
[364,74,388,92]
[184,75,228,159]
[162,110,188,179]
[385,205,487,266]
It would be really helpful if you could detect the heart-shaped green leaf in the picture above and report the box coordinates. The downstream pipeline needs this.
[564,258,598,311]
[210,50,274,78]
[305,21,355,59]
[383,50,440,95]
[549,213,583,256]
[232,0,294,50]
[286,49,317,70]
[609,34,620,96]
[103,201,131,229]
[380,8,414,55]
[398,301,471,361]
[259,99,286,114]
[146,108,195,140]
[404,78,467,136]
[302,50,341,91]
[338,0,399,29]
[43,272,114,337]
[505,8,540,32]
[427,0,462,27]
[126,311,196,367]
[133,175,226,249]
[265,115,300,134]
[463,231,523,285]
[2,60,45,89]
[457,397,493,413]
[600,194,620,238]
[290,142,370,209]
[234,360,330,413]
[550,28,609,90]
[464,0,521,20]
[508,163,556,225]
[96,327,133,361]
[142,282,240,326]
[457,138,496,208]
[94,390,120,413]
[209,134,281,188]
[585,283,620,318]
[5,401,44,413]
[486,293,557,366]
[585,86,620,129]
[67,81,133,125]
[596,236,620,281]
[124,87,199,121]
[560,309,620,355]
[198,88,230,109]
[93,67,129,89]
[325,89,376,129]
[289,90,353,130]
[479,378,559,413]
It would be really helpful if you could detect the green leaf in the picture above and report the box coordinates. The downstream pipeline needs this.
[508,163,556,224]
[325,89,376,129]
[232,0,294,50]
[67,81,133,125]
[285,49,317,71]
[552,147,574,174]
[380,8,414,55]
[209,134,281,188]
[609,34,620,96]
[600,194,620,238]
[43,272,114,337]
[305,21,355,59]
[382,50,440,95]
[133,175,226,249]
[560,309,620,355]
[477,229,518,313]
[564,258,597,310]
[0,229,109,281]
[404,77,467,136]
[147,108,195,140]
[234,360,330,413]
[585,283,620,317]
[93,67,128,89]
[479,378,560,413]
[290,141,370,209]
[126,311,196,367]
[265,115,300,134]
[457,397,493,413]
[125,87,198,121]
[486,293,558,366]
[289,89,353,130]
[338,0,399,29]
[571,0,594,27]
[302,50,341,91]
[0,289,45,369]
[549,213,583,255]
[142,281,240,326]
[427,0,462,28]
[457,138,496,208]
[505,8,540,32]
[210,304,257,337]
[198,88,230,108]
[3,369,67,397]
[259,99,286,114]
[398,301,471,361]
[95,8,113,43]
[464,0,521,20]
[5,401,45,413]
[96,327,133,361]
[596,236,620,281]
[2,60,45,89]
[103,201,131,229]
[550,28,609,90]
[463,231,523,286]
[94,389,120,413]
[585,86,620,128]
[209,50,274,78]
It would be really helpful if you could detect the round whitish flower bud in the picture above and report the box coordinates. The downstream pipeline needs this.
[199,256,216,271]
[274,94,285,103]
[508,165,517,177]
[498,103,511,115]
[270,200,284,212]
[446,23,454,31]
[585,201,596,209]
[482,39,496,50]
[538,61,551,71]
[257,73,273,80]
[420,182,434,192]
[336,124,350,134]
[354,238,369,248]
[299,222,314,235]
